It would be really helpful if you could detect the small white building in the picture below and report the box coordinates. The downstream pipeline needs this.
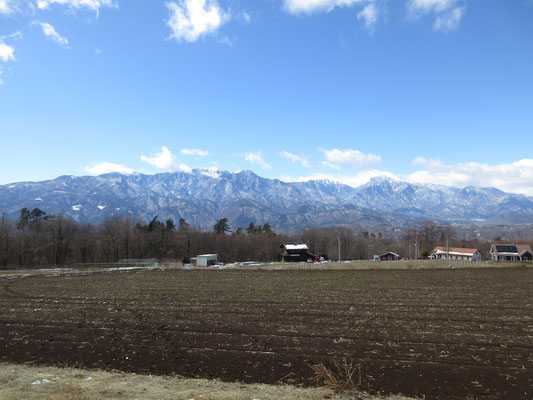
[196,254,218,267]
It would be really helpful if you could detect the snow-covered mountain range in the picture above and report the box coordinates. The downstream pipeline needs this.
[1,169,533,230]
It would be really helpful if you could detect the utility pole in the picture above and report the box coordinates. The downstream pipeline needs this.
[446,232,450,260]
[337,236,341,262]
[415,233,419,260]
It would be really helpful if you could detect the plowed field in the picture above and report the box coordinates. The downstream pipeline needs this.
[1,268,532,399]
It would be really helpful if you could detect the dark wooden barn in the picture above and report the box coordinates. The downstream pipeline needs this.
[280,243,316,262]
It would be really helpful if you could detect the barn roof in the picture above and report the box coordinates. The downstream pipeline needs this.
[517,244,533,256]
[379,251,399,257]
[282,243,309,251]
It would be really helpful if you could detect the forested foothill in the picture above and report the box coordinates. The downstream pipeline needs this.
[0,208,532,268]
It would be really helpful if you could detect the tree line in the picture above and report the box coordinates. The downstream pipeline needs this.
[0,209,284,268]
[0,209,530,268]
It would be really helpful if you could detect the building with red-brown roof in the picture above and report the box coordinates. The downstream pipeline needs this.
[490,244,533,261]
[430,246,482,262]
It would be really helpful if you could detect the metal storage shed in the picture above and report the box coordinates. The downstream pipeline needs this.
[196,254,218,267]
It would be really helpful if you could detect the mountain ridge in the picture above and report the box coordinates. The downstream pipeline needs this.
[1,169,533,230]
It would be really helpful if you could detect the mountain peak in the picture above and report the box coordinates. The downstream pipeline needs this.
[194,167,223,179]
[232,169,256,175]
[1,169,533,229]
[365,175,400,186]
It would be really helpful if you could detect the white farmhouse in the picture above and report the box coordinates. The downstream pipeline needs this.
[430,247,482,262]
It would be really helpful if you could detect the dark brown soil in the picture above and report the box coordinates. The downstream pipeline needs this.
[1,268,532,399]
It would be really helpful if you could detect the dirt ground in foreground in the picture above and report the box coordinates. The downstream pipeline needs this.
[1,268,532,399]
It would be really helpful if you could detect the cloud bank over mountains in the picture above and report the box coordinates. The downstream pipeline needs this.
[80,145,533,196]
[3,167,533,231]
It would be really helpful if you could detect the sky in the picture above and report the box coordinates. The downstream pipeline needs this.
[1,0,533,195]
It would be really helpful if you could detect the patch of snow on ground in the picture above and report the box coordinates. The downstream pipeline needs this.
[0,274,32,280]
[97,205,106,210]
[34,198,42,201]
[31,379,51,385]
[37,268,72,272]
[107,265,162,272]
[72,205,81,211]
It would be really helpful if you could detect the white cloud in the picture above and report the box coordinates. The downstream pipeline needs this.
[245,151,271,170]
[285,157,533,195]
[36,0,117,14]
[33,21,69,47]
[357,2,378,31]
[407,0,457,15]
[0,0,10,14]
[166,0,230,42]
[322,161,341,170]
[283,169,398,187]
[199,166,221,178]
[411,156,444,169]
[7,31,23,40]
[176,163,193,173]
[85,162,134,175]
[407,0,465,32]
[283,0,368,14]
[407,157,533,196]
[0,40,15,62]
[0,0,17,14]
[140,146,176,169]
[321,148,382,168]
[181,148,209,156]
[242,11,250,23]
[280,151,310,167]
[219,36,235,46]
[433,6,464,32]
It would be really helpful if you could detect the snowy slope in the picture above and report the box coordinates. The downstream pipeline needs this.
[1,170,533,229]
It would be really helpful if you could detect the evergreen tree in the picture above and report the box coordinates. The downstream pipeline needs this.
[165,218,176,231]
[262,222,273,235]
[246,222,256,234]
[213,218,231,234]
[148,216,164,231]
[179,218,190,231]
[17,207,47,229]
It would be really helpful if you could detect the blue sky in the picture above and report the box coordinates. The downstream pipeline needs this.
[1,0,533,194]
